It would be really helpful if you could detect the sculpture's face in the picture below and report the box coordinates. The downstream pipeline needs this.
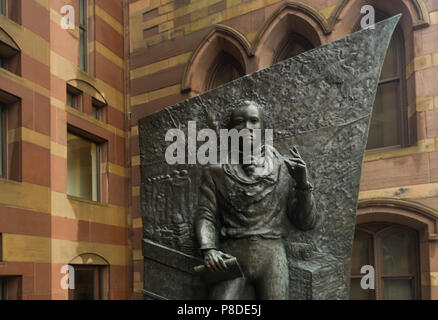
[230,103,263,131]
[230,103,264,158]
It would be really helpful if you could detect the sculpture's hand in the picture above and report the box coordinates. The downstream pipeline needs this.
[204,249,234,272]
[284,146,309,188]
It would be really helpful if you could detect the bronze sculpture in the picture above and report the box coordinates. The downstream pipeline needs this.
[138,15,401,300]
[196,101,317,299]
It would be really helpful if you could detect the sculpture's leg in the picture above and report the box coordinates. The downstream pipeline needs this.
[255,239,289,300]
[208,277,247,300]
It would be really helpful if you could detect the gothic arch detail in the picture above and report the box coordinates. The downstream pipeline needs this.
[329,0,430,33]
[357,198,438,241]
[181,24,252,94]
[251,1,327,69]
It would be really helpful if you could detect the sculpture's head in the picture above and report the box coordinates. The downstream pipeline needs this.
[228,101,266,159]
[229,100,265,132]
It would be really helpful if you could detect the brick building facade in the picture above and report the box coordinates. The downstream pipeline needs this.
[0,0,437,299]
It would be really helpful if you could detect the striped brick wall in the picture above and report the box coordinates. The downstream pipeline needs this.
[0,0,131,299]
[128,0,438,299]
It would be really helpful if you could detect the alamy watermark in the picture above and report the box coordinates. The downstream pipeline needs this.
[361,5,376,30]
[164,122,274,174]
[60,265,75,290]
[360,265,375,290]
[60,5,75,30]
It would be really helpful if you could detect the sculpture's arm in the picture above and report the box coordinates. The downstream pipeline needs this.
[283,146,317,231]
[195,168,219,251]
[287,184,317,231]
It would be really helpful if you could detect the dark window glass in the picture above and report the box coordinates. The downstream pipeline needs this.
[0,278,4,300]
[0,276,21,300]
[79,0,87,72]
[91,99,106,122]
[274,33,314,63]
[207,52,244,90]
[92,104,99,120]
[0,105,4,178]
[69,265,106,300]
[0,0,5,16]
[66,86,81,110]
[66,92,76,108]
[74,268,95,300]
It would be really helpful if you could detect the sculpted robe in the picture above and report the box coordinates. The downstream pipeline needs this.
[196,147,317,251]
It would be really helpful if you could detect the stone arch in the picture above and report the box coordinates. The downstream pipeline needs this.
[357,199,438,238]
[329,0,429,33]
[181,24,252,95]
[251,1,328,70]
[66,79,107,105]
[69,253,110,266]
[329,0,430,43]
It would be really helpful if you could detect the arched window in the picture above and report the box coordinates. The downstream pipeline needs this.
[366,12,408,150]
[274,33,314,63]
[350,223,421,300]
[206,52,244,90]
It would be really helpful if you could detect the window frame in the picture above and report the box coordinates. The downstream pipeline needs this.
[364,12,409,151]
[274,32,314,63]
[351,223,421,300]
[68,264,108,300]
[91,97,106,122]
[79,0,88,72]
[0,233,3,262]
[0,276,22,300]
[0,277,5,300]
[0,104,5,179]
[66,85,82,111]
[206,52,245,91]
[0,0,6,16]
[66,127,102,203]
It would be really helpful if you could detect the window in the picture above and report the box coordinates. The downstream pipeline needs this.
[0,0,5,16]
[66,85,82,110]
[69,265,107,300]
[207,52,244,90]
[79,0,87,72]
[0,104,4,178]
[366,13,407,150]
[67,132,100,202]
[0,276,21,300]
[91,98,106,122]
[0,0,20,23]
[274,33,314,63]
[0,278,5,300]
[350,223,420,300]
[0,89,20,181]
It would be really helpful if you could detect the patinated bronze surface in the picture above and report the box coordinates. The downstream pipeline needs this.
[196,101,317,299]
[138,16,400,300]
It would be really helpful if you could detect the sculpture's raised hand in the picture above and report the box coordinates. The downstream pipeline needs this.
[284,146,310,189]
